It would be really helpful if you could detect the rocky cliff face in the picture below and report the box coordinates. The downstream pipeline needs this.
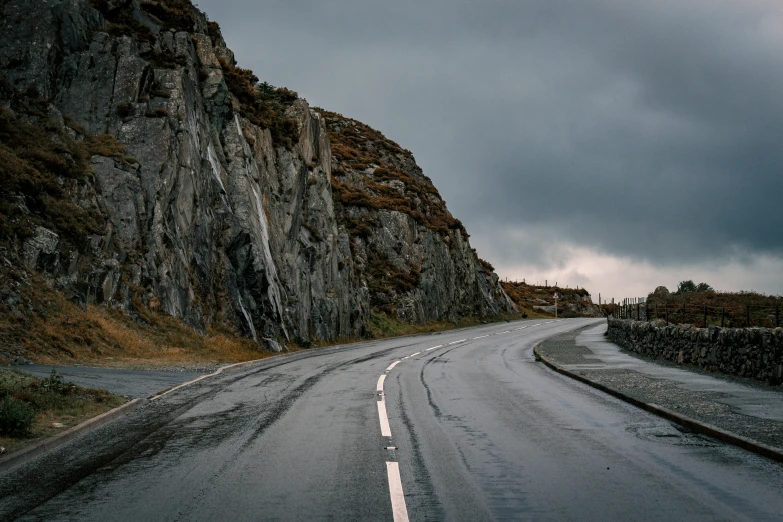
[324,111,516,323]
[0,0,514,351]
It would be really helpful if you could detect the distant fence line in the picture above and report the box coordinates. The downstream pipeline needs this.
[606,297,782,329]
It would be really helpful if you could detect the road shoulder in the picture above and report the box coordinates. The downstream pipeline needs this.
[535,323,783,463]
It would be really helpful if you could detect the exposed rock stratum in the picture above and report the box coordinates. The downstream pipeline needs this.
[0,0,516,350]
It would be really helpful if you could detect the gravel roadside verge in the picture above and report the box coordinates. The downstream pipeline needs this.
[536,326,783,457]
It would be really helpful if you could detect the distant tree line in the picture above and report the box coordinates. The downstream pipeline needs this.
[674,280,714,295]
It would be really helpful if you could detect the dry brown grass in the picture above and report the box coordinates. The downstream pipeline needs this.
[644,290,783,328]
[0,268,267,368]
[500,281,593,318]
[322,110,467,239]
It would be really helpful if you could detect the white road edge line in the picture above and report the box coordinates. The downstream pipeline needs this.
[386,360,401,372]
[386,461,410,522]
[448,339,467,345]
[377,374,386,394]
[473,334,489,339]
[378,399,392,437]
[409,351,421,357]
[425,344,444,351]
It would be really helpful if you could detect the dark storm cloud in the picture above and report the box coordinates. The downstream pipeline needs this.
[197,0,783,267]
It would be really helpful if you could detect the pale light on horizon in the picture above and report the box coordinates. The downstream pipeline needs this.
[496,249,783,304]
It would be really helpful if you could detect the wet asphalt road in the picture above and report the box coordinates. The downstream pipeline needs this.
[0,365,205,398]
[2,318,782,521]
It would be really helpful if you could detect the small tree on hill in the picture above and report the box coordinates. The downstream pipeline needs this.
[676,280,697,294]
[674,280,713,295]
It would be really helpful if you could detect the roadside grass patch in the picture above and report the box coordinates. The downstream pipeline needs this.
[0,396,35,437]
[0,369,125,456]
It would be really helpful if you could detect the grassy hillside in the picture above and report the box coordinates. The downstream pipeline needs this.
[500,281,598,318]
[323,110,468,239]
[645,288,782,328]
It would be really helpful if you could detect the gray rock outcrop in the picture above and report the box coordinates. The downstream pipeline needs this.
[0,0,514,347]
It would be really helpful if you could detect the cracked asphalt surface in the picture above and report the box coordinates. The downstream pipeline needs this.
[1,318,782,521]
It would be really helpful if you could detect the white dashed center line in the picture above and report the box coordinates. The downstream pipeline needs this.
[373,321,569,519]
[375,340,457,521]
[386,462,409,522]
[377,399,392,437]
[376,321,572,519]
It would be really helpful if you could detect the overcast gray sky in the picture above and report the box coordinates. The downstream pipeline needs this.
[196,0,783,301]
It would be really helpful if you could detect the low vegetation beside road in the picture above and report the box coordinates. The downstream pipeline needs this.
[0,369,125,456]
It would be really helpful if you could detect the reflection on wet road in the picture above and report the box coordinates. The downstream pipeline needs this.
[2,318,782,521]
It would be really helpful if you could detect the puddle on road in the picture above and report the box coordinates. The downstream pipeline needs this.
[625,422,719,448]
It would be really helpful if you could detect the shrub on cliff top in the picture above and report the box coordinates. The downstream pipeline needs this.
[476,256,495,274]
[140,0,195,33]
[217,58,300,149]
[322,110,468,239]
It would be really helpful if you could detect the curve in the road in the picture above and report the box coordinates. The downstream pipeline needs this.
[376,321,556,521]
[4,318,782,522]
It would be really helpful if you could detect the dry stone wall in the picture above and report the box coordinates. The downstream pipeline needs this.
[608,318,783,385]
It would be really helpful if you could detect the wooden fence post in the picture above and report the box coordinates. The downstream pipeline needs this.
[703,305,707,328]
[747,305,750,327]
[776,305,779,328]
[721,307,725,327]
